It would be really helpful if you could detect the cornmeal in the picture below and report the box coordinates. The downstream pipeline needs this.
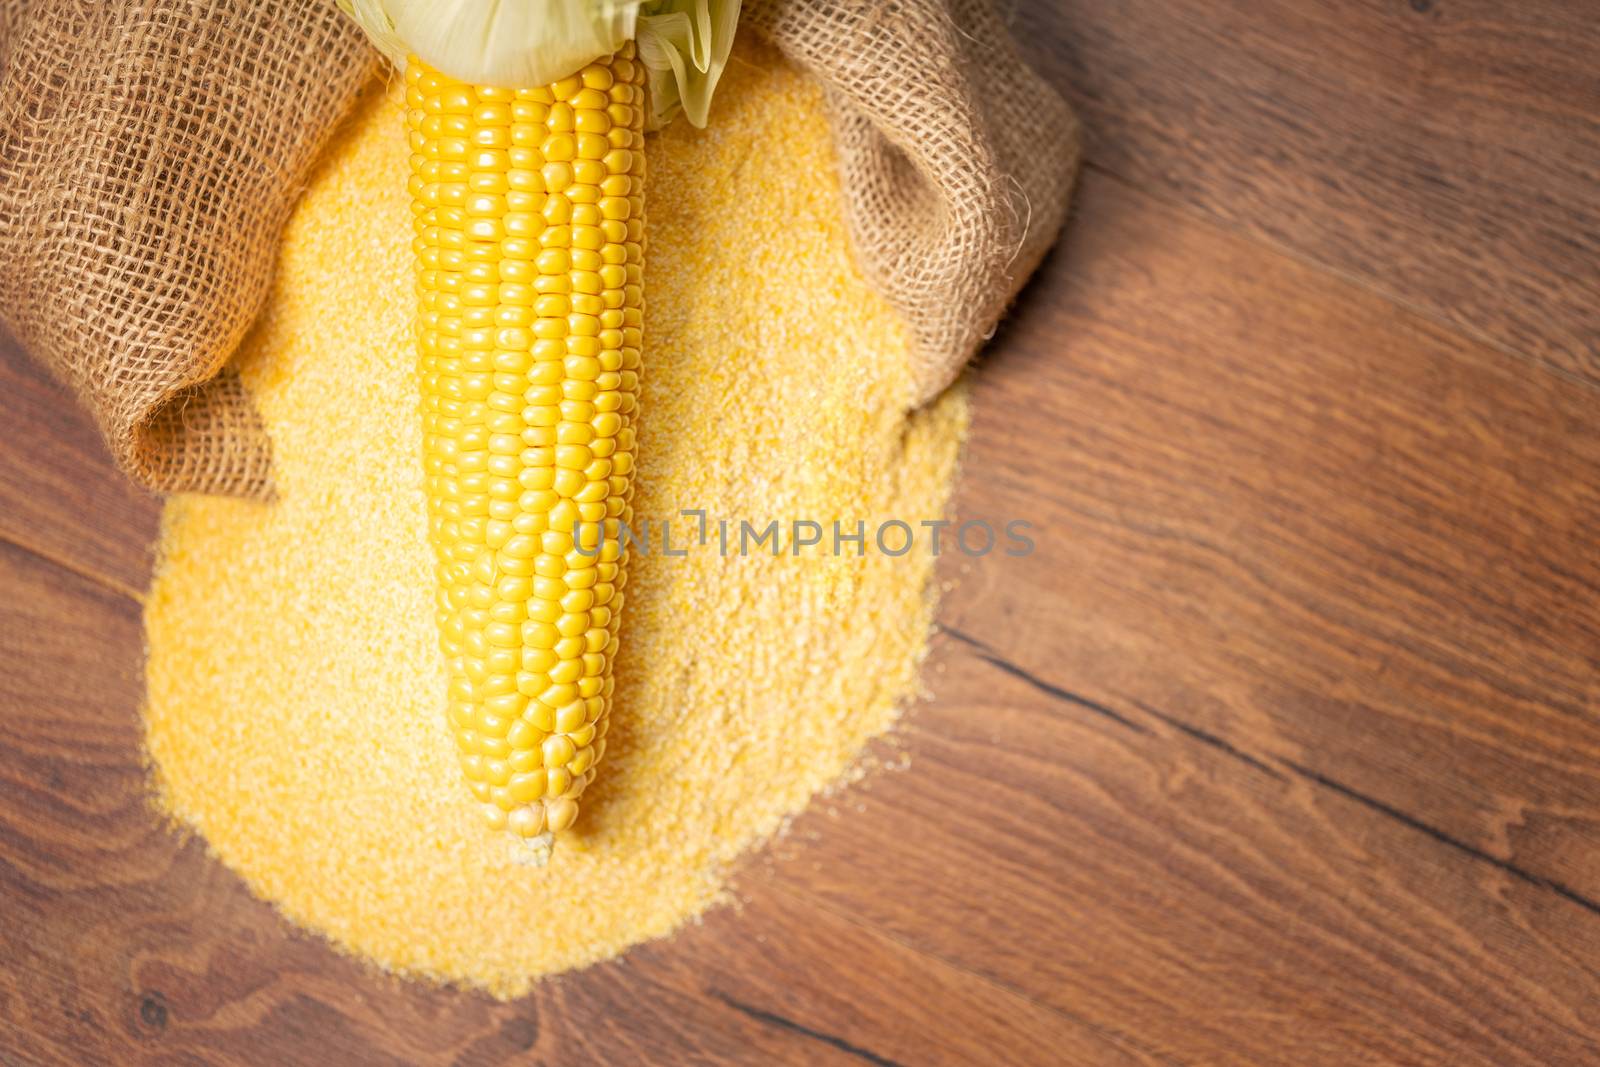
[143,43,968,997]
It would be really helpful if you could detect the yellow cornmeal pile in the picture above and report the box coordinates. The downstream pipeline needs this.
[143,41,968,997]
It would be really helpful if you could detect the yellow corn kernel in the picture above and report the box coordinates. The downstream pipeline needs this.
[409,45,645,842]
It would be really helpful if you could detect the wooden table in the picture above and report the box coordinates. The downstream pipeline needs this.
[4,2,1599,1063]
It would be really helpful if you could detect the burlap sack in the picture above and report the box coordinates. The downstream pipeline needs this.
[0,0,378,496]
[745,0,1078,404]
[0,0,1076,498]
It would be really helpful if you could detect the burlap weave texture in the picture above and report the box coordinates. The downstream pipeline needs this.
[0,0,378,496]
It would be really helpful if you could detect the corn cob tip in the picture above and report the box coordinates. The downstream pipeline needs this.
[511,830,557,868]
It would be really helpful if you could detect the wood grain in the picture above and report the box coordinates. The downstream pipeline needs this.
[757,639,1600,1066]
[943,169,1600,904]
[0,330,160,598]
[6,172,1600,1067]
[1014,0,1600,383]
[4,3,1600,1060]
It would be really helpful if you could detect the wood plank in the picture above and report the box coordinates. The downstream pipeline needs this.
[758,638,1600,1066]
[628,888,1147,1066]
[944,169,1600,901]
[3,17,1599,1057]
[0,537,1117,1065]
[0,330,160,598]
[1013,0,1600,382]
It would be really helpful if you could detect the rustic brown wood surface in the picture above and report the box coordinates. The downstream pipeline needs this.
[1011,0,1600,386]
[3,2,1600,1064]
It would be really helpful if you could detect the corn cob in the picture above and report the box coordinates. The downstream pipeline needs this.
[406,45,646,841]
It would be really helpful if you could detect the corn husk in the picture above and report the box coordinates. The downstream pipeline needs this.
[335,0,739,128]
[636,0,739,127]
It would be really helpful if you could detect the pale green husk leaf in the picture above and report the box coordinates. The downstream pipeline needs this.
[335,0,741,128]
